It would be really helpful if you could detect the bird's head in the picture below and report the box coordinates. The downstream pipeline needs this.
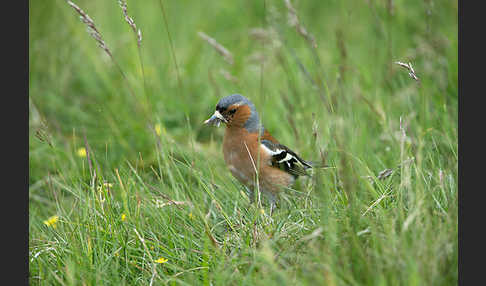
[204,94,262,132]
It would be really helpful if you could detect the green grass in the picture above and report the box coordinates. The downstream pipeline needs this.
[29,0,457,285]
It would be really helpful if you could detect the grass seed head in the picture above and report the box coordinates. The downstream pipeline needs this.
[118,0,142,46]
[66,1,113,58]
[284,0,317,49]
[395,61,420,81]
[198,31,234,65]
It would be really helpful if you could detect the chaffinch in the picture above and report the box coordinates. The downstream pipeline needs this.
[204,94,314,214]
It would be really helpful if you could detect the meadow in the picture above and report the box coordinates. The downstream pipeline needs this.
[29,0,458,285]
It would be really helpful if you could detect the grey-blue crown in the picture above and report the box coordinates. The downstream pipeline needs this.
[216,94,248,110]
[216,94,263,133]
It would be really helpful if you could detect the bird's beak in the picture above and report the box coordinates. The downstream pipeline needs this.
[204,110,227,127]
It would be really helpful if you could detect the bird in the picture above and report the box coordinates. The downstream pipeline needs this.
[204,94,316,214]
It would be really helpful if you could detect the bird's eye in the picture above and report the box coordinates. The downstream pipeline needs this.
[229,109,237,114]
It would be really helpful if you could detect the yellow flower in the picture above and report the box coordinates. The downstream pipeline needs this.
[188,212,194,219]
[43,215,59,228]
[77,147,87,158]
[154,257,168,264]
[121,213,126,222]
[155,124,162,136]
[260,208,265,215]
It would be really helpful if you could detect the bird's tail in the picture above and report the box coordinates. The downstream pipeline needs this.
[303,160,328,169]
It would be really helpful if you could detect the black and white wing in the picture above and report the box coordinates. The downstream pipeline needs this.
[260,139,312,177]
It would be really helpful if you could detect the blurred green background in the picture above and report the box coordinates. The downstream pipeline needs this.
[29,0,457,285]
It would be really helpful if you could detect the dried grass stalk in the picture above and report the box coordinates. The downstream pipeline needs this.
[249,28,270,43]
[198,31,234,65]
[395,61,420,81]
[377,168,393,180]
[219,68,239,83]
[284,0,317,49]
[67,0,140,101]
[154,200,189,208]
[66,1,113,58]
[118,0,142,46]
[248,27,279,46]
[362,157,415,183]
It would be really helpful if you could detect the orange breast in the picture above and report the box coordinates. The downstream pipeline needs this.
[223,127,262,186]
[222,126,294,194]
